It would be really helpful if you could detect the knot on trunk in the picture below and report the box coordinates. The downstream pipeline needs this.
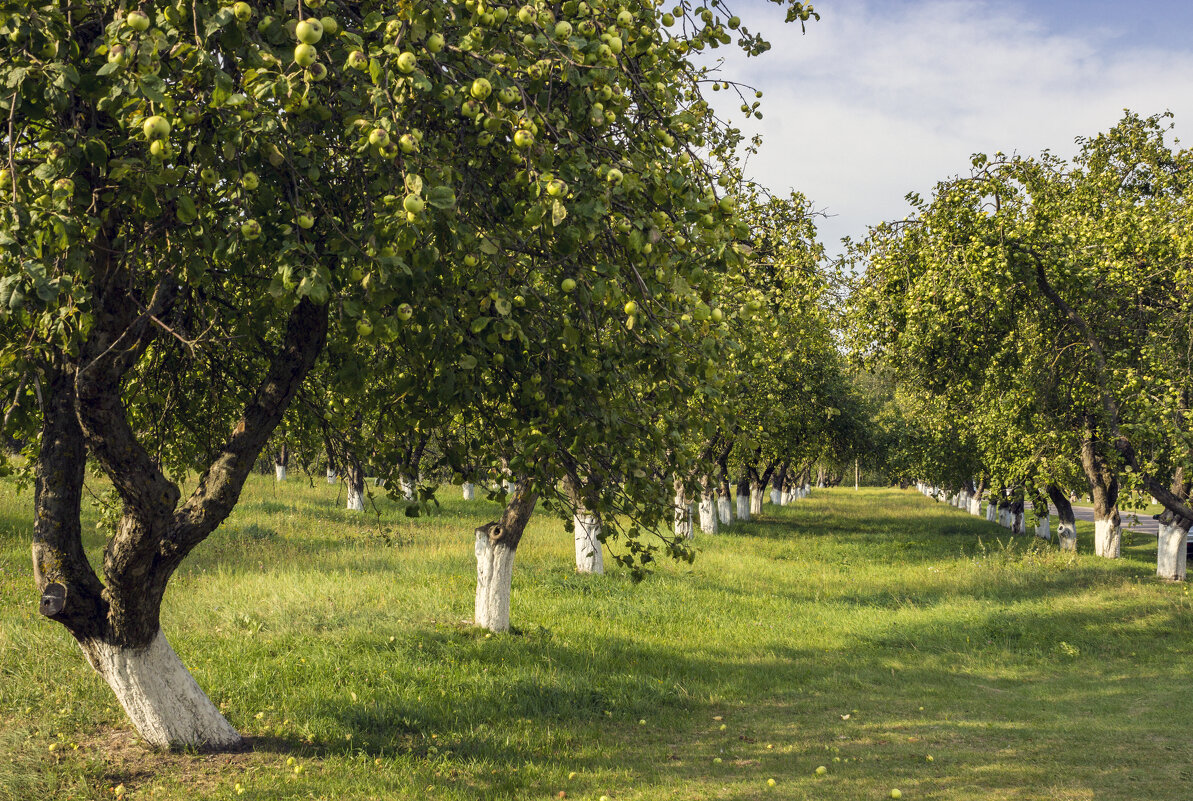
[478,521,504,544]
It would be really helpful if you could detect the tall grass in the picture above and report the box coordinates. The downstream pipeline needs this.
[1,477,1189,800]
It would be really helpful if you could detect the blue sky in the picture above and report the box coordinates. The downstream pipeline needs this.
[705,0,1193,254]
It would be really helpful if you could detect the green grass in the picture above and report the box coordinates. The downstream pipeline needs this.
[1,477,1191,801]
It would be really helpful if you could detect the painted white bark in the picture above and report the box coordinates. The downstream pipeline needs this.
[986,503,997,523]
[674,491,693,540]
[399,477,415,501]
[274,464,286,482]
[462,482,476,501]
[1094,517,1122,558]
[573,512,604,574]
[326,467,336,484]
[1058,519,1077,551]
[1012,511,1024,536]
[474,531,517,632]
[346,483,365,511]
[769,488,781,505]
[717,496,733,526]
[1156,523,1188,581]
[969,496,981,516]
[1035,514,1051,541]
[736,493,750,521]
[698,496,718,534]
[749,488,763,516]
[83,630,241,750]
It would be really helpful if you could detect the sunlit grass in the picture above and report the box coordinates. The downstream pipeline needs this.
[1,476,1190,800]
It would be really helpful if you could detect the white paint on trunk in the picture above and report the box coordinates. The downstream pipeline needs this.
[1156,523,1188,581]
[969,496,981,516]
[573,512,604,574]
[83,630,241,750]
[399,477,415,501]
[749,488,764,516]
[717,496,733,526]
[698,496,718,534]
[736,494,750,521]
[986,503,997,523]
[474,531,517,632]
[674,491,693,540]
[346,483,365,511]
[1094,517,1121,558]
[274,464,286,482]
[1058,519,1077,551]
[1035,515,1051,541]
[326,467,336,484]
[769,488,781,505]
[462,482,476,501]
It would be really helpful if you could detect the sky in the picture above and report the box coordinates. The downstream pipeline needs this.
[702,0,1193,255]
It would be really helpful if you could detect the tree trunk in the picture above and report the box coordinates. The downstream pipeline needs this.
[326,467,336,484]
[475,480,538,632]
[573,511,604,574]
[1047,485,1078,552]
[735,476,750,521]
[462,482,476,501]
[749,480,764,516]
[345,458,366,511]
[274,442,288,482]
[674,476,693,540]
[1081,432,1121,558]
[1157,521,1188,581]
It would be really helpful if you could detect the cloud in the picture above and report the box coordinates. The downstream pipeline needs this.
[705,0,1193,253]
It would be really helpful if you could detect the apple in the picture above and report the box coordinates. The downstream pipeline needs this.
[561,278,577,292]
[142,115,171,140]
[399,133,417,153]
[623,300,637,315]
[463,254,478,267]
[396,51,417,72]
[513,129,534,148]
[107,45,128,65]
[356,319,373,336]
[396,303,413,321]
[368,128,390,148]
[52,177,74,198]
[890,792,902,800]
[605,167,623,185]
[470,77,492,100]
[815,766,827,776]
[296,212,315,229]
[181,105,201,124]
[241,219,261,239]
[347,50,367,69]
[426,32,445,52]
[305,62,328,81]
[200,167,218,185]
[728,15,740,28]
[498,86,519,104]
[661,12,674,25]
[554,20,573,39]
[403,194,425,214]
[616,10,634,27]
[296,19,323,44]
[126,10,150,31]
[149,140,169,158]
[518,5,535,23]
[294,43,317,66]
[546,179,567,197]
[241,171,259,190]
[606,36,622,54]
[232,2,252,22]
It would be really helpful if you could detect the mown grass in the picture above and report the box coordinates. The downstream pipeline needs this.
[1,476,1190,801]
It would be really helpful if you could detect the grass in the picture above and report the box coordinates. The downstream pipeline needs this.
[1,476,1191,800]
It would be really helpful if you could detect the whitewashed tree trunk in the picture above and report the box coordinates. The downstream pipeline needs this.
[1035,514,1051,541]
[1094,517,1122,558]
[1012,511,1025,535]
[736,493,750,521]
[574,512,604,574]
[1156,523,1188,581]
[969,496,981,515]
[399,477,415,501]
[274,464,286,482]
[326,467,336,484]
[717,495,733,526]
[1058,518,1077,551]
[674,485,693,540]
[462,482,476,501]
[769,488,780,505]
[749,488,764,516]
[347,482,365,511]
[474,532,517,632]
[81,630,241,750]
[986,502,996,523]
[698,495,718,534]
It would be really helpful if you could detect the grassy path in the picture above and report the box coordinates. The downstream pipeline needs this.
[1,481,1190,800]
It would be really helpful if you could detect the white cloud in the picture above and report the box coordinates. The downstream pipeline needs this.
[704,0,1193,253]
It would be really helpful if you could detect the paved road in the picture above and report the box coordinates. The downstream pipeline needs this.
[1022,502,1161,536]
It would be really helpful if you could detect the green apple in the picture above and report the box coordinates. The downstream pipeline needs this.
[294,43,317,66]
[396,51,417,72]
[517,5,535,23]
[126,10,150,31]
[200,167,218,185]
[368,128,390,148]
[470,77,492,100]
[296,18,323,44]
[463,254,479,267]
[554,20,573,39]
[426,32,445,52]
[605,167,623,185]
[561,278,576,292]
[107,44,128,65]
[149,139,170,158]
[403,194,425,214]
[306,62,328,81]
[241,171,259,190]
[181,105,201,124]
[890,791,902,800]
[606,35,622,54]
[728,15,740,28]
[513,129,534,148]
[624,300,637,315]
[616,10,634,27]
[498,86,519,104]
[347,50,368,69]
[232,2,252,22]
[815,766,827,776]
[296,212,315,229]
[356,319,373,336]
[661,12,674,25]
[240,219,261,239]
[396,303,414,321]
[399,133,417,153]
[320,16,338,34]
[52,177,74,198]
[546,179,567,197]
[142,115,171,140]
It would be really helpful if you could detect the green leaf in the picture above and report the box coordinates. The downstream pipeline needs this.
[459,355,478,370]
[426,185,456,209]
[552,199,568,226]
[470,317,492,334]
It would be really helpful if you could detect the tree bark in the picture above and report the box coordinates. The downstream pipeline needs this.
[674,475,693,540]
[475,480,538,632]
[1156,471,1190,581]
[1081,431,1121,558]
[1047,484,1078,552]
[344,457,366,511]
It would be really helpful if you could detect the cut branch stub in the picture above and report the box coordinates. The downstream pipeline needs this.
[39,582,67,617]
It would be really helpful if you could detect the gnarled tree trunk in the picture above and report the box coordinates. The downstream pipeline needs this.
[1047,484,1078,552]
[475,480,538,632]
[1081,432,1121,558]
